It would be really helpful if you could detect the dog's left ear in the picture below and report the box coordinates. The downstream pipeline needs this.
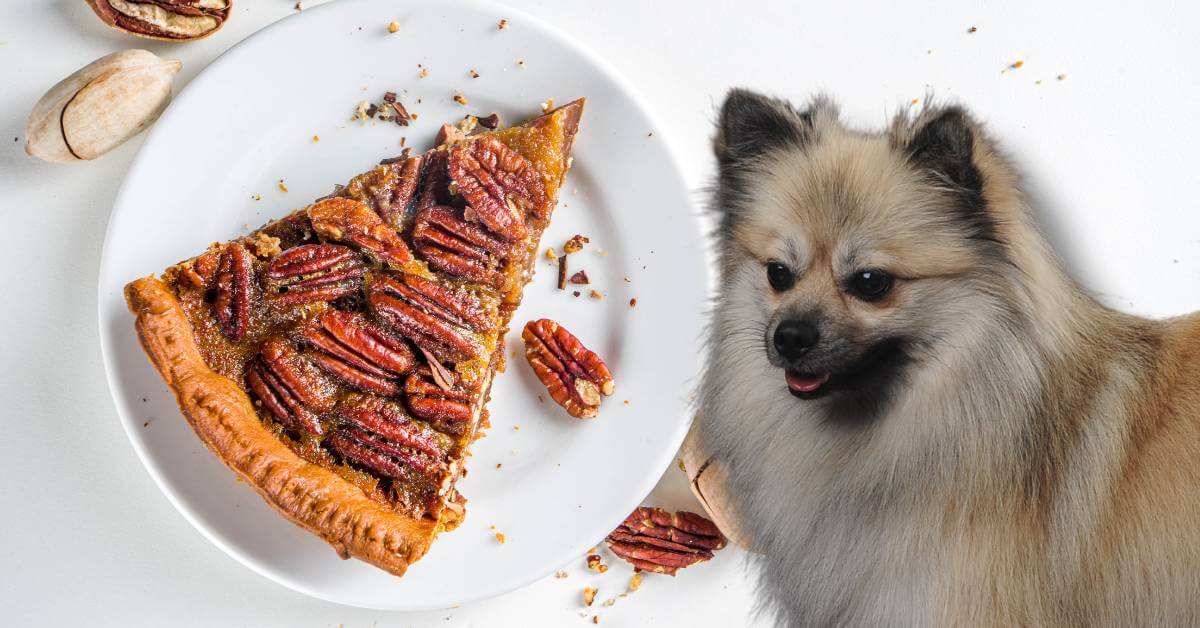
[905,108,985,204]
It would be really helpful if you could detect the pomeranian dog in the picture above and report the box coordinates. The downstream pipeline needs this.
[692,89,1200,626]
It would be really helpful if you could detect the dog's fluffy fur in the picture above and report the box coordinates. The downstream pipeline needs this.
[694,90,1200,626]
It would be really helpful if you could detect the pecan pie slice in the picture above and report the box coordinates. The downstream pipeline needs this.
[124,100,583,576]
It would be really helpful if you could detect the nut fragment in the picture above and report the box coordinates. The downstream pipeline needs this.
[563,234,589,254]
[522,319,614,419]
[582,586,598,607]
[605,507,728,575]
[86,0,231,41]
[26,49,181,163]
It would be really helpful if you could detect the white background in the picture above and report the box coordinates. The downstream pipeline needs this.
[3,1,1199,626]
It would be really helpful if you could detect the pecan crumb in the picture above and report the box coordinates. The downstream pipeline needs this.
[517,59,526,68]
[563,234,589,253]
[677,457,687,472]
[366,103,379,118]
[573,291,581,298]
[629,573,644,592]
[495,532,506,544]
[294,1,302,10]
[470,68,480,78]
[496,463,502,469]
[602,598,615,607]
[498,18,509,29]
[453,93,469,106]
[513,425,520,431]
[387,21,400,33]
[583,587,598,607]
[569,270,590,285]
[311,134,319,142]
[545,247,559,260]
[252,193,262,201]
[557,255,569,289]
[354,100,371,121]
[277,180,288,193]
[1057,73,1068,81]
[555,569,568,579]
[383,91,396,103]
[478,112,501,129]
[910,98,920,106]
[590,290,603,300]
[419,67,429,79]
[967,25,977,33]
[1010,59,1024,69]
[629,298,637,307]
[586,554,608,573]
[592,617,599,625]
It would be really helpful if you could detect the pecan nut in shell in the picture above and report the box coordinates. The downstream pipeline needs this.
[522,319,614,419]
[86,0,231,41]
[605,507,728,575]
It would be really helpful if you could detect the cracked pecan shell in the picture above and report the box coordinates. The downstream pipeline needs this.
[86,0,231,42]
[605,507,728,575]
[412,205,510,287]
[245,337,336,435]
[367,272,493,364]
[300,308,414,396]
[265,244,366,305]
[522,319,614,419]
[210,242,257,342]
[448,136,547,241]
[307,197,413,267]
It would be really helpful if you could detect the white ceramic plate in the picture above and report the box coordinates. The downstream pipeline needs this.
[97,0,707,611]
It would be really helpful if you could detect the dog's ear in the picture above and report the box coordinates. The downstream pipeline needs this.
[905,107,985,206]
[714,89,823,168]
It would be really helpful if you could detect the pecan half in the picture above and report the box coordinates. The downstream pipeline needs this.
[325,426,440,479]
[448,136,547,241]
[404,367,473,424]
[343,155,423,229]
[300,309,414,395]
[307,197,413,267]
[336,396,451,461]
[522,319,614,419]
[86,0,231,41]
[245,338,335,435]
[412,205,510,287]
[605,507,728,575]
[367,272,493,363]
[210,242,257,342]
[264,244,366,305]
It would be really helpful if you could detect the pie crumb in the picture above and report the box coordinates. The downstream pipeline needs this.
[311,135,319,142]
[629,298,637,308]
[602,598,615,607]
[277,180,288,193]
[1057,73,1068,81]
[498,18,509,30]
[555,569,568,579]
[495,532,506,544]
[419,68,429,79]
[590,290,603,300]
[629,573,644,592]
[387,21,400,33]
[583,586,598,606]
[453,93,469,106]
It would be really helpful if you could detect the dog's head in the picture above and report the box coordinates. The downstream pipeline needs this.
[712,90,1020,420]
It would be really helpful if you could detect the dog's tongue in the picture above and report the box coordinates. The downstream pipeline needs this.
[786,371,830,393]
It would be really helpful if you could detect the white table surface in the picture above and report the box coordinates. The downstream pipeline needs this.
[3,1,1199,626]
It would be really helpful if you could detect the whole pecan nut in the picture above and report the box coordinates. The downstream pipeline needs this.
[404,367,474,425]
[265,243,366,305]
[367,272,493,364]
[245,337,336,435]
[522,319,614,419]
[448,136,547,241]
[86,0,231,41]
[307,197,413,267]
[209,242,257,342]
[605,507,728,575]
[300,308,414,396]
[412,205,510,287]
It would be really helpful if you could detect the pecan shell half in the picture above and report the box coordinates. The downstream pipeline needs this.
[367,272,493,364]
[412,205,510,287]
[404,367,473,425]
[605,507,728,576]
[300,308,414,396]
[265,244,366,305]
[209,242,257,342]
[522,319,614,419]
[448,136,547,241]
[86,0,231,41]
[245,337,336,435]
[307,197,413,267]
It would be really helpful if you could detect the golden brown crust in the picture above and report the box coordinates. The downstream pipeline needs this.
[124,276,437,576]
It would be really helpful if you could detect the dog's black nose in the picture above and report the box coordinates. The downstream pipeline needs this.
[774,320,819,359]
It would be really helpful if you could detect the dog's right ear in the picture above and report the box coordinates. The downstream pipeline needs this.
[714,89,822,168]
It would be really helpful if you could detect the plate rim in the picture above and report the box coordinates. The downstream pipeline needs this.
[96,0,712,610]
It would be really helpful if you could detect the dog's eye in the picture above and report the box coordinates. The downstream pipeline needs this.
[847,270,894,301]
[766,261,795,292]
